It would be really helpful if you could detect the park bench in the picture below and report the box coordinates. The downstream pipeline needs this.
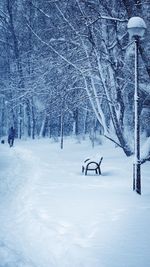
[82,157,103,175]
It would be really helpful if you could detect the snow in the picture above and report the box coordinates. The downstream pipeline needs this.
[127,17,147,29]
[127,17,147,38]
[0,137,150,267]
[141,136,150,159]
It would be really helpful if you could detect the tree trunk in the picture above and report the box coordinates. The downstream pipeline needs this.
[18,105,22,139]
[31,101,36,139]
[60,111,64,149]
[39,114,48,137]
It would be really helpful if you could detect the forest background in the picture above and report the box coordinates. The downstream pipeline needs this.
[0,0,150,157]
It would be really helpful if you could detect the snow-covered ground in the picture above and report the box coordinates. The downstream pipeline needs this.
[0,137,150,267]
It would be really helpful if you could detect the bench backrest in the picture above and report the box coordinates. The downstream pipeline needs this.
[99,157,103,166]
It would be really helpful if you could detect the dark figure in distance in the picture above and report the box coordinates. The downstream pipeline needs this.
[8,126,15,147]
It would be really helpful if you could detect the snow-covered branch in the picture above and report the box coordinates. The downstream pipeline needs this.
[26,23,83,75]
[87,15,127,27]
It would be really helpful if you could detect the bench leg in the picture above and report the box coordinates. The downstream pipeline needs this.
[82,166,84,173]
[98,167,101,175]
[85,167,101,175]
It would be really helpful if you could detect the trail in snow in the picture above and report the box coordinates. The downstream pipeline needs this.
[0,138,150,267]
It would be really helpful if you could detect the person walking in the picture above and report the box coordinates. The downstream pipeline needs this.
[8,126,15,147]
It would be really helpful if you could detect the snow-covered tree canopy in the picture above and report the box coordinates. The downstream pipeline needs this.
[0,0,150,156]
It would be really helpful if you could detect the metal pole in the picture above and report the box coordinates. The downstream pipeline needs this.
[133,37,141,195]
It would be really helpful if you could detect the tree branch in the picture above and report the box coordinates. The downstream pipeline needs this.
[103,134,125,149]
[26,22,83,75]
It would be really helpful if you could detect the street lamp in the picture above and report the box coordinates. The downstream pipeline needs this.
[127,17,147,195]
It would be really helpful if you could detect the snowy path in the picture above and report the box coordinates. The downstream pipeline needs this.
[0,138,150,267]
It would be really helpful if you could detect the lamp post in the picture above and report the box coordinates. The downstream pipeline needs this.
[127,17,147,195]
